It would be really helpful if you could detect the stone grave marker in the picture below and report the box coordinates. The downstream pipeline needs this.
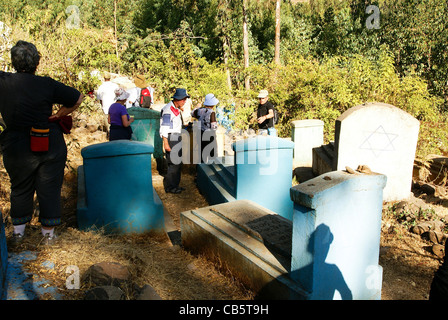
[334,102,419,201]
[291,119,324,168]
[77,140,165,235]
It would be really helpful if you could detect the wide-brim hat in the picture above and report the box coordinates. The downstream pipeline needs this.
[172,88,190,100]
[257,89,269,98]
[103,71,111,80]
[204,93,219,106]
[134,75,148,88]
[114,87,130,101]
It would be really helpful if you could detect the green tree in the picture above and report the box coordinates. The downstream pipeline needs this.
[380,0,448,108]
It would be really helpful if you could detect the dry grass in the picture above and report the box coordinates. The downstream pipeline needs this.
[5,219,254,300]
[1,111,254,300]
[379,210,441,300]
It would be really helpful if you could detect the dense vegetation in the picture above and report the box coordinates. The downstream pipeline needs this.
[0,0,446,159]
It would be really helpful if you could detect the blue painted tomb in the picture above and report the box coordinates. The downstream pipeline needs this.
[5,251,63,300]
[197,136,294,220]
[77,140,165,234]
[183,169,386,299]
[290,170,386,300]
[127,106,164,160]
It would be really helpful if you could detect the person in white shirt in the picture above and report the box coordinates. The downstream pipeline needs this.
[95,72,118,131]
[125,86,140,109]
[96,72,118,113]
[160,88,189,194]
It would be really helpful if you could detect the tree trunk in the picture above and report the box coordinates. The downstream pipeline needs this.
[243,0,250,91]
[274,0,281,65]
[114,0,119,59]
[222,36,232,92]
[217,0,232,92]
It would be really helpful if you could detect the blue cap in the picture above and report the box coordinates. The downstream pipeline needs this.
[172,88,190,100]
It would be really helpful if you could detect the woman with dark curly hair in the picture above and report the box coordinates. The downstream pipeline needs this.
[0,40,84,246]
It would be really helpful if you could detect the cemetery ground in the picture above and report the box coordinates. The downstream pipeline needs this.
[1,111,447,300]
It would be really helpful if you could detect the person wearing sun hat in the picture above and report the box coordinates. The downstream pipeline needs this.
[125,75,146,108]
[127,74,154,108]
[191,93,219,163]
[108,87,134,141]
[256,89,276,136]
[160,88,190,194]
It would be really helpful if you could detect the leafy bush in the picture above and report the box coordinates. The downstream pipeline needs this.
[0,1,446,160]
[244,48,443,144]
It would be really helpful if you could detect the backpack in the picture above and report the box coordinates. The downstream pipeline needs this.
[273,106,279,124]
[139,87,152,108]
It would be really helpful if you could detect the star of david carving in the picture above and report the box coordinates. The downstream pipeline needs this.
[359,125,398,157]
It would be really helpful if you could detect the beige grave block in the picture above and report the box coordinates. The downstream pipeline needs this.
[291,119,324,168]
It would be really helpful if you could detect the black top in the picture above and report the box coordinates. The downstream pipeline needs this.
[429,241,448,300]
[0,72,80,130]
[257,100,275,129]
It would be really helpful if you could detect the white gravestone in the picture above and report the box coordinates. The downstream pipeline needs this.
[334,102,420,201]
[291,119,324,168]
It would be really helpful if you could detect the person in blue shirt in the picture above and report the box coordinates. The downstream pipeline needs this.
[108,88,134,141]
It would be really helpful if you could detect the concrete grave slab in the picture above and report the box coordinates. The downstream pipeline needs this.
[180,200,308,299]
[5,251,62,300]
